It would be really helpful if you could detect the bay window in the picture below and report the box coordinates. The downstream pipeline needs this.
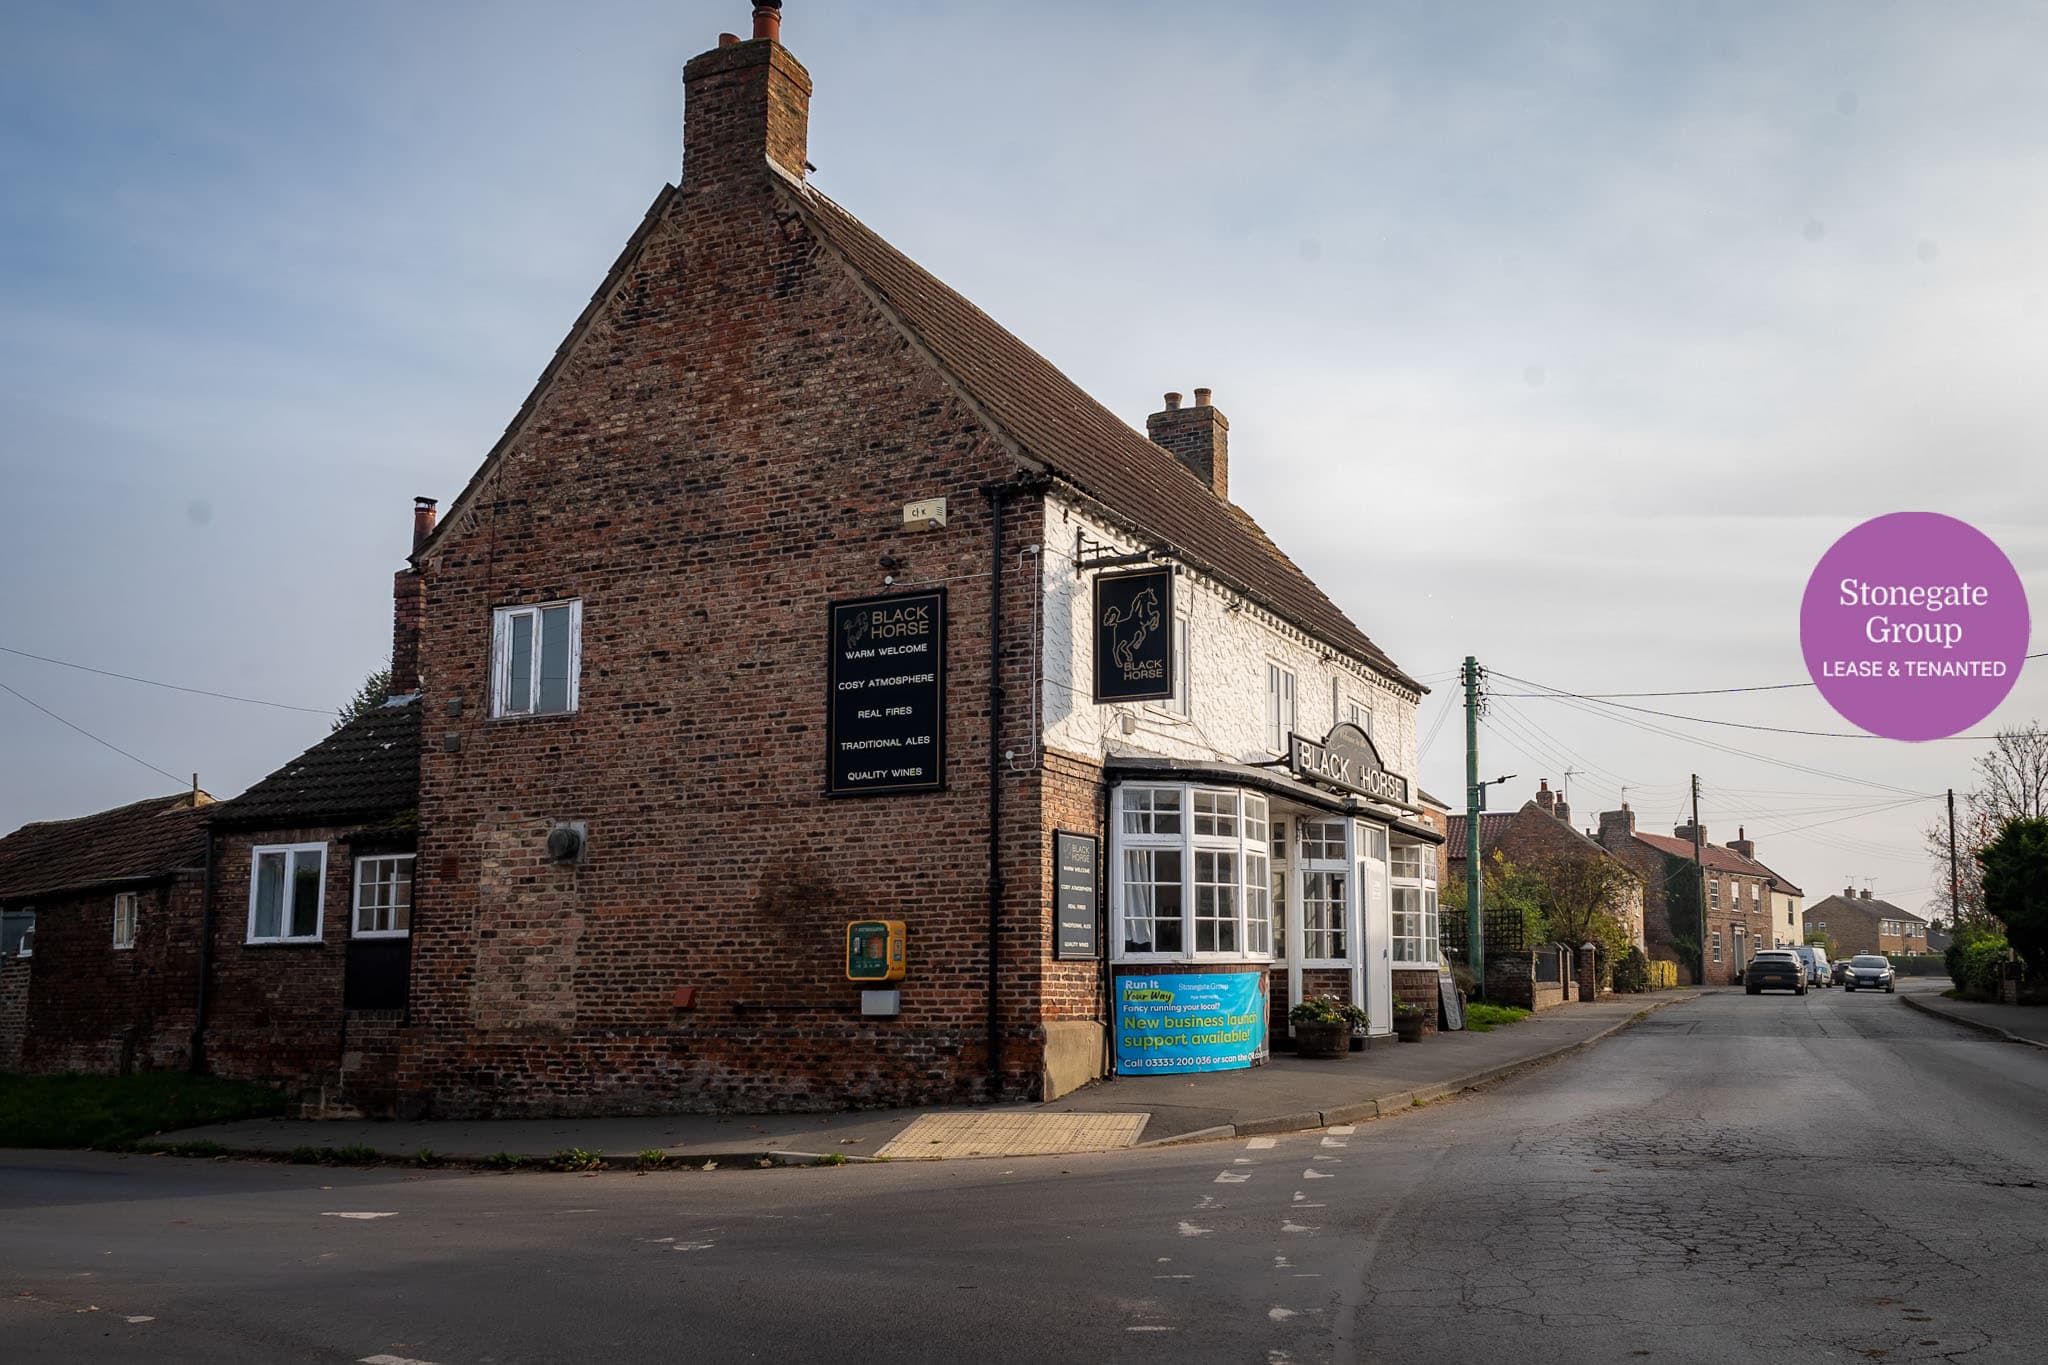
[1390,837,1439,967]
[1115,784,1272,961]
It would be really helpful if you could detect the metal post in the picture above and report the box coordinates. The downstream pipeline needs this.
[1691,773,1707,984]
[1948,788,1960,923]
[1464,657,1486,1000]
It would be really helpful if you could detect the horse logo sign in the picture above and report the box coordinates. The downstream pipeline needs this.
[1093,567,1175,703]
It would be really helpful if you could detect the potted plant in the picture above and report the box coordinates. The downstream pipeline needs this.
[1393,999,1428,1042]
[1289,996,1353,1059]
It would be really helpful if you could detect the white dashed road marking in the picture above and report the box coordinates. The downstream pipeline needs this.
[1303,1168,1333,1179]
[1246,1137,1277,1149]
[124,1316,154,1324]
[1178,1221,1214,1237]
[1280,1220,1319,1234]
[361,1355,440,1365]
[1326,1125,1355,1135]
[1215,1171,1252,1184]
[1269,1306,1298,1321]
[323,1212,398,1220]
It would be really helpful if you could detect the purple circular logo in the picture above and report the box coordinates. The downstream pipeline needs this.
[1800,512,2029,741]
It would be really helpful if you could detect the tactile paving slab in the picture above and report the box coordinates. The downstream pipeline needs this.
[875,1111,1150,1159]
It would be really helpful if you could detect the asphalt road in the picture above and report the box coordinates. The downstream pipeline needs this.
[6,987,2047,1364]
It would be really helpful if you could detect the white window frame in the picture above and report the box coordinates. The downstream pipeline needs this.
[1265,663,1297,754]
[351,854,416,939]
[1346,699,1372,736]
[490,598,583,718]
[1112,783,1274,965]
[5,908,35,958]
[1709,879,1720,910]
[1389,838,1439,968]
[112,891,138,951]
[246,842,328,945]
[1711,931,1722,964]
[1298,815,1352,965]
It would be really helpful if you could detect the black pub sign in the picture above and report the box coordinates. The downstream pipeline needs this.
[1288,721,1410,805]
[1092,567,1175,703]
[827,589,946,796]
[1053,830,1100,960]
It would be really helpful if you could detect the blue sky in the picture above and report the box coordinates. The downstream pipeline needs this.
[2,1,2043,910]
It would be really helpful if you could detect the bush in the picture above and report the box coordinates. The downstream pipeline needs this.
[1887,954,1946,977]
[1290,995,1366,1028]
[1947,921,2010,999]
[1612,946,1650,994]
[553,1147,606,1172]
[1463,1002,1532,1033]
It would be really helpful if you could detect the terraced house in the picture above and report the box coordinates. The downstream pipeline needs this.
[393,3,1436,1118]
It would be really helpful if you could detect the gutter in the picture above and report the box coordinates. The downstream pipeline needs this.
[189,827,216,1073]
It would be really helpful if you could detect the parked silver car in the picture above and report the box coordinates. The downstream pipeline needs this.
[1843,954,1896,993]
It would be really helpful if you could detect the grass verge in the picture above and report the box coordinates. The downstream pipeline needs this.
[1462,1003,1534,1033]
[0,1072,288,1150]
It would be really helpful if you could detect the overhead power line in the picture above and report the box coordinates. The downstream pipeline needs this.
[0,644,331,715]
[1490,651,2047,702]
[0,678,186,786]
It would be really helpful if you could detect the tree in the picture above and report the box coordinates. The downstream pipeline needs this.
[1441,852,1546,960]
[334,662,394,731]
[1979,817,2048,976]
[1526,847,1638,963]
[1923,722,2048,928]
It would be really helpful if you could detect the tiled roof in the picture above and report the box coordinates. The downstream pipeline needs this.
[777,173,1420,694]
[1748,860,1804,896]
[0,793,211,903]
[1633,831,1779,880]
[209,697,420,828]
[1805,893,1925,924]
[1443,812,1516,858]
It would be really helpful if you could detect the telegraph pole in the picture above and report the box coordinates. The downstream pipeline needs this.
[1464,657,1486,1000]
[1948,787,1960,923]
[1690,774,1708,984]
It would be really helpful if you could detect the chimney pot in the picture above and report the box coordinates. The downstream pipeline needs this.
[752,2,782,42]
[1163,391,1182,410]
[411,496,439,553]
[1193,386,1212,407]
[719,31,740,46]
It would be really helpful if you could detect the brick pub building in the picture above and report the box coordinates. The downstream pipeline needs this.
[395,4,1437,1117]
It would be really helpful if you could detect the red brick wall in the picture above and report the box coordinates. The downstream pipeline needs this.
[16,876,201,1074]
[1391,966,1440,1037]
[202,826,410,1108]
[403,104,1062,1113]
[0,955,29,1071]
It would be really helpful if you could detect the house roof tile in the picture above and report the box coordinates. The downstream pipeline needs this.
[777,174,1419,694]
[208,697,420,829]
[0,793,211,903]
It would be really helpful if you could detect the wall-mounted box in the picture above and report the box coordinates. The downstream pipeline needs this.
[860,990,902,1017]
[903,497,947,530]
[846,920,906,981]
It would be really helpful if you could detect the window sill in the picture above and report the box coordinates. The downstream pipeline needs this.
[244,938,327,948]
[486,709,580,724]
[351,931,411,941]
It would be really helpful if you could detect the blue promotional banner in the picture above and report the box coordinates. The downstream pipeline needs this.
[1113,971,1269,1076]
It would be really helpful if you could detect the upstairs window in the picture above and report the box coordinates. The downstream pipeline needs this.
[1265,664,1296,753]
[492,600,582,717]
[112,892,138,950]
[1347,700,1372,735]
[1710,880,1721,909]
[353,855,415,938]
[249,843,326,944]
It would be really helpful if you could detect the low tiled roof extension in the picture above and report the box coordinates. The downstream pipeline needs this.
[778,173,1420,695]
[209,697,421,830]
[1443,813,1517,858]
[0,793,212,903]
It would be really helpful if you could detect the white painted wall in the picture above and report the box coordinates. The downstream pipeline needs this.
[1036,498,1421,777]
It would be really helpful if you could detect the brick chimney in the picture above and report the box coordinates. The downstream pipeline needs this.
[1859,888,1872,900]
[1596,804,1635,848]
[1534,779,1555,815]
[1147,388,1229,498]
[390,497,436,699]
[1728,826,1755,860]
[1674,820,1707,848]
[1554,795,1571,826]
[681,2,810,194]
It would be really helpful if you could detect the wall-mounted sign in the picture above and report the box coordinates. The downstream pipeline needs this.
[1288,721,1410,805]
[1114,971,1268,1075]
[827,589,946,796]
[1092,567,1174,703]
[1053,830,1100,960]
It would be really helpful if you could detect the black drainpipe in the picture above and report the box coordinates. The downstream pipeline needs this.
[188,826,216,1074]
[983,481,1007,1096]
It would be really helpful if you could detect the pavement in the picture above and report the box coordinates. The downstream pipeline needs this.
[9,983,2047,1363]
[1897,974,2048,1049]
[170,990,1696,1162]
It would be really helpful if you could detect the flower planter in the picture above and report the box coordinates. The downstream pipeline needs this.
[1292,1020,1351,1059]
[1393,1014,1426,1043]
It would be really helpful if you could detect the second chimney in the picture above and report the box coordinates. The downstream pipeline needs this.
[1728,827,1755,860]
[390,497,437,699]
[1147,388,1229,499]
